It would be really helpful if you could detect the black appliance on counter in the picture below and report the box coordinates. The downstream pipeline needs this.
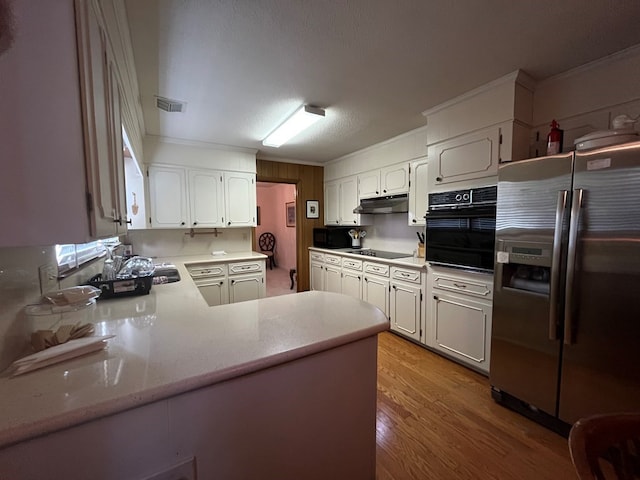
[425,185,497,272]
[313,227,352,249]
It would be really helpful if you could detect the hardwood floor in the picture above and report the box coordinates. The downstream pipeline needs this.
[376,332,575,480]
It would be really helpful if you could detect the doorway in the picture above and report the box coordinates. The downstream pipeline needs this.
[255,182,297,297]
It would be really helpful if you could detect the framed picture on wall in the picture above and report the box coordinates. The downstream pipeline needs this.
[306,200,319,219]
[286,202,296,227]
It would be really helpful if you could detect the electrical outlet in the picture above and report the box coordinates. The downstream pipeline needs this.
[141,457,196,480]
[38,264,59,294]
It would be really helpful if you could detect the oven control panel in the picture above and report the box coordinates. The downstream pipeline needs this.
[429,185,496,209]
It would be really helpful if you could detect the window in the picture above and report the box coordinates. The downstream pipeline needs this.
[55,237,120,276]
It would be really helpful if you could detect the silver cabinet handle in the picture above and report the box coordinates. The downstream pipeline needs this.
[549,190,568,341]
[453,282,466,288]
[564,188,583,345]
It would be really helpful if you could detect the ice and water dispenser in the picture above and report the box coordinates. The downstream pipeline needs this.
[496,240,553,295]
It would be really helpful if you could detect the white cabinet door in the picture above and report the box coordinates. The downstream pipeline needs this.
[342,270,362,300]
[339,176,359,225]
[429,126,500,191]
[362,275,389,319]
[324,180,340,225]
[390,281,421,342]
[148,166,188,228]
[196,279,229,307]
[224,172,256,227]
[324,265,342,294]
[189,170,224,227]
[358,171,380,199]
[310,262,324,291]
[229,274,264,303]
[408,158,428,226]
[380,163,409,195]
[430,291,492,373]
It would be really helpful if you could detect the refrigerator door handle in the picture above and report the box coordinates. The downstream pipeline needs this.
[564,188,584,345]
[549,190,568,341]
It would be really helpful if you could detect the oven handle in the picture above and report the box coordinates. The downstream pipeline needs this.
[425,205,496,219]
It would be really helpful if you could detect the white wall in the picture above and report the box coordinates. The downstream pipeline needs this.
[126,228,253,258]
[358,214,423,256]
[124,156,146,230]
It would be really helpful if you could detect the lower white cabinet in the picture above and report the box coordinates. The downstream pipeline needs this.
[229,274,264,303]
[310,262,324,291]
[427,267,493,373]
[389,267,423,342]
[324,265,342,294]
[187,259,265,307]
[362,261,390,319]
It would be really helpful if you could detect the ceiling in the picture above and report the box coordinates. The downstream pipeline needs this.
[124,0,640,164]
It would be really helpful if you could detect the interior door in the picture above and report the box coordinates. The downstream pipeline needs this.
[558,143,640,424]
[491,153,574,416]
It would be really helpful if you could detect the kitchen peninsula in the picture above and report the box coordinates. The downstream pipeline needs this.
[0,257,388,480]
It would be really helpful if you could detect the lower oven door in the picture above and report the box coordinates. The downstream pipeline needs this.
[425,209,496,272]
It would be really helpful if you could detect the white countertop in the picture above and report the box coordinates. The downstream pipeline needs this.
[0,253,388,449]
[309,247,427,269]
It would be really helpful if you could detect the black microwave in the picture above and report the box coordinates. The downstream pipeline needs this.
[313,227,352,249]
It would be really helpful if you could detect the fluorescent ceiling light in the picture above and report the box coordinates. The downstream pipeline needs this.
[262,105,325,147]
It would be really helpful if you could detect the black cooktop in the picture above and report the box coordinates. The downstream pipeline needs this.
[347,249,410,259]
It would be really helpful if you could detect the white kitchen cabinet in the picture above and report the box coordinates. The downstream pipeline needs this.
[189,169,224,227]
[339,175,360,225]
[148,165,189,228]
[358,163,409,199]
[229,274,264,303]
[324,265,343,294]
[224,171,257,227]
[324,177,372,226]
[362,261,390,319]
[427,267,493,373]
[408,158,429,226]
[324,181,341,225]
[389,267,423,342]
[341,257,363,300]
[380,163,410,196]
[309,251,325,291]
[428,125,502,192]
[148,167,252,229]
[187,259,265,306]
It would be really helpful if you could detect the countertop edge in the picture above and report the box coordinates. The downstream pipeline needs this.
[0,317,387,450]
[309,247,427,268]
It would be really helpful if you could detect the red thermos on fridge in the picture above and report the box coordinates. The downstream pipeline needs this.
[546,120,563,155]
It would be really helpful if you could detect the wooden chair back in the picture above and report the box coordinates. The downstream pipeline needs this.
[569,413,640,479]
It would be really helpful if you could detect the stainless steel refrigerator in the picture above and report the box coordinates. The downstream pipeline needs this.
[491,140,640,432]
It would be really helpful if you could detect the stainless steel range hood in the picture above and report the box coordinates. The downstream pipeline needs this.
[353,194,409,214]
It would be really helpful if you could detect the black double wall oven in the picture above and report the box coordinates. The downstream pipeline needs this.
[425,185,497,272]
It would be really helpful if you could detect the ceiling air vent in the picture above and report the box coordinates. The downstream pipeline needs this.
[155,96,186,113]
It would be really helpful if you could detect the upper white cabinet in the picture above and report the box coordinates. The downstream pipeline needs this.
[0,0,131,246]
[324,176,372,226]
[148,165,188,228]
[408,158,428,226]
[427,125,501,191]
[358,163,409,199]
[224,172,257,227]
[423,70,534,193]
[189,170,224,227]
[148,167,255,229]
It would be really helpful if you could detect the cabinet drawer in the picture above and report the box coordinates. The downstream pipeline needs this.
[363,262,389,277]
[391,267,421,284]
[229,261,263,275]
[310,252,325,262]
[342,258,363,271]
[187,264,227,278]
[432,274,493,299]
[324,254,342,265]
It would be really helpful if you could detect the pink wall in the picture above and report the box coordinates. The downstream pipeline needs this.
[255,183,297,271]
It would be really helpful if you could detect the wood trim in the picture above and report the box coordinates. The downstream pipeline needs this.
[256,159,324,292]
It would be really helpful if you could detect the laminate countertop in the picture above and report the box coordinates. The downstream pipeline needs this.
[309,247,427,269]
[0,253,389,449]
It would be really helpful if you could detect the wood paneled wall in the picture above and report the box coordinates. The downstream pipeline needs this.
[256,159,324,292]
